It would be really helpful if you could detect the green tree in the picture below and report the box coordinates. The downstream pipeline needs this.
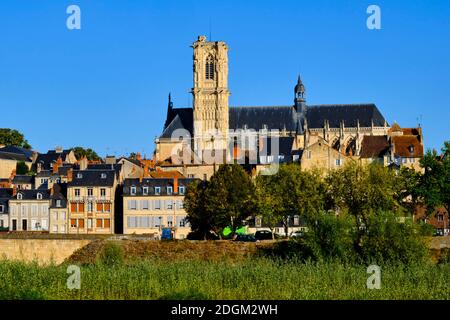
[73,147,101,161]
[184,180,219,239]
[417,142,450,214]
[205,164,257,236]
[0,128,31,149]
[257,164,326,238]
[16,161,29,175]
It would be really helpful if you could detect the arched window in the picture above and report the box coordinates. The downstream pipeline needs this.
[205,55,214,80]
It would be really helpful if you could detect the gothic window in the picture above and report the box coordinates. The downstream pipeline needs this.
[205,55,214,80]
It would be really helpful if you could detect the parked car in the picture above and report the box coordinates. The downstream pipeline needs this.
[255,230,274,241]
[290,230,305,238]
[234,234,257,242]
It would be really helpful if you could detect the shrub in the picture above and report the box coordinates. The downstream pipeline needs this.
[98,242,124,266]
[302,213,356,262]
[360,211,429,265]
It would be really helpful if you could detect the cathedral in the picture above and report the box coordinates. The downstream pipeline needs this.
[154,36,422,179]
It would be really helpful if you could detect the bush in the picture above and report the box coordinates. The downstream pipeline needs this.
[98,242,124,266]
[360,211,429,265]
[302,213,356,262]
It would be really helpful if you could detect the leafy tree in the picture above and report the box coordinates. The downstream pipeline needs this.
[184,180,219,240]
[394,166,421,214]
[16,161,29,175]
[204,164,257,236]
[73,147,101,161]
[257,164,326,238]
[0,128,31,149]
[417,142,450,214]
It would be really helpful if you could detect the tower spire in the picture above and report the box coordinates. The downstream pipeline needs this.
[294,75,306,113]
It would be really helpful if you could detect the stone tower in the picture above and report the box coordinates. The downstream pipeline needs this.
[192,35,230,154]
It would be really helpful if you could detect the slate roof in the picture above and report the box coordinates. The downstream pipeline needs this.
[229,106,298,131]
[161,108,194,138]
[68,170,116,187]
[161,104,387,138]
[13,190,51,201]
[0,188,13,213]
[0,146,34,159]
[12,175,34,184]
[306,104,386,128]
[50,184,68,208]
[123,178,198,196]
[360,136,390,158]
[0,151,28,162]
[35,150,73,170]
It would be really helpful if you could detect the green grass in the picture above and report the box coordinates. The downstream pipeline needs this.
[0,258,449,300]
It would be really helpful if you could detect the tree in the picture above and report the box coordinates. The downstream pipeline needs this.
[204,164,257,236]
[184,180,218,240]
[73,147,100,161]
[0,128,31,149]
[257,164,326,238]
[417,142,450,214]
[16,161,29,175]
[326,163,400,253]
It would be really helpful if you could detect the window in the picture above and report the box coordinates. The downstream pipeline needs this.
[143,187,149,195]
[17,193,23,200]
[56,200,62,207]
[97,203,103,212]
[179,200,184,210]
[128,200,137,210]
[335,159,342,166]
[142,200,149,210]
[155,200,161,210]
[294,215,300,226]
[437,215,444,222]
[59,212,66,220]
[96,219,103,228]
[87,188,93,196]
[155,187,161,195]
[205,55,214,80]
[101,173,107,179]
[179,186,185,195]
[75,189,80,197]
[0,205,4,213]
[31,205,38,217]
[100,188,106,197]
[167,201,173,210]
[167,216,173,227]
[70,203,77,213]
[87,202,93,213]
[77,173,83,179]
[104,219,110,228]
[104,203,111,212]
[53,225,58,233]
[87,218,93,229]
[130,186,136,195]
[179,218,186,228]
[167,186,173,195]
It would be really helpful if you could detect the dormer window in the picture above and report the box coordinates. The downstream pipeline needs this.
[155,187,161,195]
[408,145,415,154]
[37,193,42,200]
[167,186,173,195]
[130,186,136,195]
[77,173,83,179]
[17,193,23,200]
[101,173,107,179]
[143,186,149,195]
[56,200,62,207]
[179,186,185,195]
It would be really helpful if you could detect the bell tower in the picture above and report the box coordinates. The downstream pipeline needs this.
[192,35,230,154]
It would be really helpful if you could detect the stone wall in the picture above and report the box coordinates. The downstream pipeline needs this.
[0,239,91,265]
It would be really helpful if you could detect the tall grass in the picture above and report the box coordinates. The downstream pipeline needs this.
[0,258,449,300]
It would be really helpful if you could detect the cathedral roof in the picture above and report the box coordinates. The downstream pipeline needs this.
[161,104,387,138]
[229,106,298,132]
[306,104,386,128]
[161,108,194,138]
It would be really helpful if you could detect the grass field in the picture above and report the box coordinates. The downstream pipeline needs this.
[1,257,449,300]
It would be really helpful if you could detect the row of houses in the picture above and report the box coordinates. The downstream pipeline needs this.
[0,147,198,239]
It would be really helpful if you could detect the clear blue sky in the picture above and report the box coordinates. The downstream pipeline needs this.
[0,0,449,157]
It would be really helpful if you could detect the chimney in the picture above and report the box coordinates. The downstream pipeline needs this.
[67,169,73,182]
[79,157,88,170]
[55,146,63,153]
[12,185,17,197]
[53,157,62,174]
[173,177,178,194]
[9,169,16,182]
